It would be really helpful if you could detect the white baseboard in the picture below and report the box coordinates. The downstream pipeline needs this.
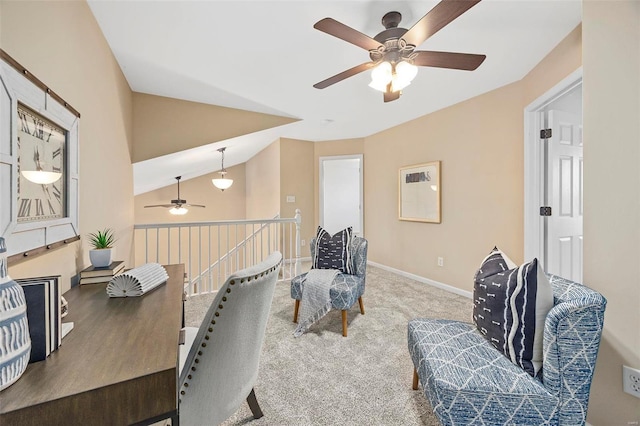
[367,261,473,299]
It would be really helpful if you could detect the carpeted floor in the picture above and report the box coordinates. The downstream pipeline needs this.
[184,264,473,426]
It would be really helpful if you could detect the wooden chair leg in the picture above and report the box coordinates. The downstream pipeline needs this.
[412,368,419,390]
[246,388,264,419]
[293,299,300,323]
[358,297,365,315]
[341,310,348,337]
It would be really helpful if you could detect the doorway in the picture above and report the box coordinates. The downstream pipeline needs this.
[524,69,583,282]
[319,155,363,236]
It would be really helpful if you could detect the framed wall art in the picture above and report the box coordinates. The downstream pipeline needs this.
[1,49,80,261]
[399,161,441,223]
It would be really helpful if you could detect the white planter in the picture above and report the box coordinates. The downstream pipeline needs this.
[89,249,112,268]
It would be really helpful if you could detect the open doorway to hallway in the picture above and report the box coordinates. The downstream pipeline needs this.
[319,155,363,236]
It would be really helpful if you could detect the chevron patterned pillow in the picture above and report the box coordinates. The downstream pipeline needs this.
[312,227,353,274]
[473,247,554,377]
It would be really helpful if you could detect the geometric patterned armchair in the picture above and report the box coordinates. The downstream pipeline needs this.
[290,236,368,337]
[408,274,607,425]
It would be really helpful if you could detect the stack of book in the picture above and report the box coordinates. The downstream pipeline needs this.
[16,276,62,363]
[79,261,125,286]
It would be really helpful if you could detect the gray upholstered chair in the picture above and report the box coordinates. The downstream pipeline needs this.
[178,251,282,426]
[290,236,368,337]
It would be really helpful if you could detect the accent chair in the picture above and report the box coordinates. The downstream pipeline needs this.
[290,236,368,337]
[178,251,282,425]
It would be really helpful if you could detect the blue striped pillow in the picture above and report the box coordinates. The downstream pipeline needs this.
[473,247,554,377]
[312,227,353,274]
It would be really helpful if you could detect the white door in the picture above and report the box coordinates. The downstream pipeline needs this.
[320,155,363,235]
[546,110,583,282]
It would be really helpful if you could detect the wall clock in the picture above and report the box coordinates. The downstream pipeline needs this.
[1,50,80,259]
[17,104,67,223]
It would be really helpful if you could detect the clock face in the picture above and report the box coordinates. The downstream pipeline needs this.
[16,104,66,223]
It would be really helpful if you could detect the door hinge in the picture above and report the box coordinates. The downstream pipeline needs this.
[540,206,552,216]
[540,129,552,139]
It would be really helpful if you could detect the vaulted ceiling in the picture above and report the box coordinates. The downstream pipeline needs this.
[87,0,581,194]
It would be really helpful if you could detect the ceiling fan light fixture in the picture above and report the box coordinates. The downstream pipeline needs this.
[392,61,418,91]
[212,147,233,191]
[21,170,62,185]
[369,60,417,93]
[369,61,393,91]
[169,206,189,215]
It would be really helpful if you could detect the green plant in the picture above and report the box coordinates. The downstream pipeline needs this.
[87,228,116,249]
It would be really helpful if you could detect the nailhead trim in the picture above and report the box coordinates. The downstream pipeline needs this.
[182,258,283,396]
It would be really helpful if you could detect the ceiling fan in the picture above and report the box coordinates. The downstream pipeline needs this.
[313,0,486,102]
[144,176,205,215]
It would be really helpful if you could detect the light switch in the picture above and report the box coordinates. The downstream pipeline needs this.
[286,195,296,203]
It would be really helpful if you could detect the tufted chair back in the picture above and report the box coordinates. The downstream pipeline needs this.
[178,251,282,425]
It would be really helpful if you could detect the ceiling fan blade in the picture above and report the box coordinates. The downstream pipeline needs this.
[314,62,376,89]
[402,0,482,48]
[413,50,486,70]
[384,91,401,103]
[314,18,381,51]
[184,204,206,208]
[144,204,176,208]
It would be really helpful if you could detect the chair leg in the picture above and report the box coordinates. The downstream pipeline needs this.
[358,297,365,315]
[246,388,264,420]
[341,310,348,337]
[412,368,419,390]
[293,299,300,323]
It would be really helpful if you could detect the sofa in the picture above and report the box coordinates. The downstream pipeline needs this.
[408,274,607,426]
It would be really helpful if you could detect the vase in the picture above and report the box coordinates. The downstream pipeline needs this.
[0,237,31,391]
[89,248,112,268]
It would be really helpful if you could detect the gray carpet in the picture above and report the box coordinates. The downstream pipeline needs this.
[184,264,473,425]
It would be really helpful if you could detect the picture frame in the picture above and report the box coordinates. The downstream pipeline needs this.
[399,161,441,223]
[1,50,80,260]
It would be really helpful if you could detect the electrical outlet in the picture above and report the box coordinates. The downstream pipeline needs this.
[437,257,444,267]
[301,239,306,247]
[623,365,640,398]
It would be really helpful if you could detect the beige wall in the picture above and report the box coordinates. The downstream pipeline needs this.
[583,2,639,423]
[2,1,134,292]
[280,138,315,245]
[363,25,581,289]
[313,138,365,233]
[245,140,280,219]
[365,82,525,286]
[132,92,296,163]
[134,164,246,224]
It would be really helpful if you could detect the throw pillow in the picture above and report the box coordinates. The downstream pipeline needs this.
[312,227,353,274]
[473,247,554,377]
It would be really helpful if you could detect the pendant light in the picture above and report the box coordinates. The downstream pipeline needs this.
[211,147,233,191]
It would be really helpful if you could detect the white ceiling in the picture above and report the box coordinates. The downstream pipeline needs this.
[87,0,582,194]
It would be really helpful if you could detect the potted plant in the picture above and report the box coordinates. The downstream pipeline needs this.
[88,228,116,268]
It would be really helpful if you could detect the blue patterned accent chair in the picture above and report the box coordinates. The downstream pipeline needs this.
[408,274,607,426]
[291,236,368,337]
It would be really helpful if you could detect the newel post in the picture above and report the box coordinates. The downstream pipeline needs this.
[294,209,302,277]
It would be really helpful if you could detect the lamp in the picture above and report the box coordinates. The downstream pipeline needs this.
[211,147,233,191]
[169,206,188,215]
[369,60,418,93]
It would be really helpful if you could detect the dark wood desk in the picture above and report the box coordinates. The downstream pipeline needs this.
[0,264,185,426]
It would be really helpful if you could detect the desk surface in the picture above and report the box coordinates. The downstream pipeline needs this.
[0,264,184,426]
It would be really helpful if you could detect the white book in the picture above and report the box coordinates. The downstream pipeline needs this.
[106,263,168,297]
